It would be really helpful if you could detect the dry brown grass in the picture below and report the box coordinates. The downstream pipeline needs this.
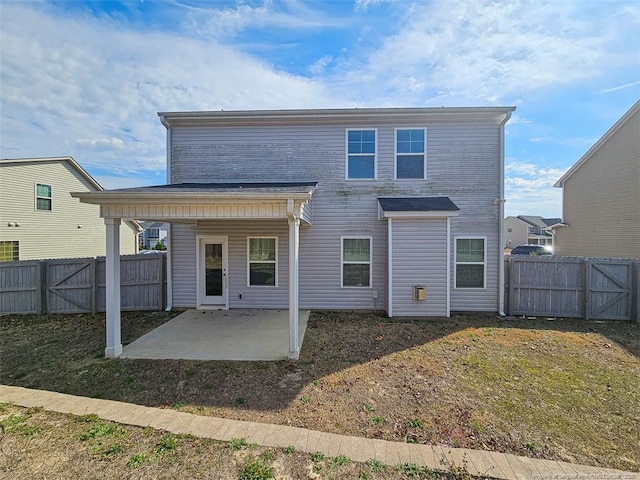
[1,310,639,472]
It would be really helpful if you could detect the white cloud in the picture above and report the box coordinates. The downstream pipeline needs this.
[504,162,566,217]
[76,137,125,149]
[0,3,338,179]
[181,0,346,40]
[309,55,334,75]
[335,0,637,106]
[354,0,389,11]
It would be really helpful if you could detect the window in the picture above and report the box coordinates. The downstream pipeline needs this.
[396,128,425,179]
[248,237,277,286]
[347,129,376,179]
[341,237,371,287]
[0,241,19,262]
[35,183,52,211]
[455,238,485,288]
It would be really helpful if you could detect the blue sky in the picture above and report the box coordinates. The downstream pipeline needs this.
[1,0,638,218]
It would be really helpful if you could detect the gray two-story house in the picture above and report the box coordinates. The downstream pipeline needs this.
[74,107,514,358]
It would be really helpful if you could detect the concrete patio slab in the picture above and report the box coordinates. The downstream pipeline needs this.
[120,309,310,361]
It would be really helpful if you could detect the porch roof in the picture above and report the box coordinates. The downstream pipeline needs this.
[378,196,460,218]
[72,181,318,204]
[71,181,318,222]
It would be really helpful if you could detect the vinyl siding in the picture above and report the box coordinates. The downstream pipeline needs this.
[169,118,503,313]
[0,161,138,260]
[390,218,448,316]
[172,221,290,308]
[555,108,640,258]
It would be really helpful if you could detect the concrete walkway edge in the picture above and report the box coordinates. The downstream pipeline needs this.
[1,385,636,480]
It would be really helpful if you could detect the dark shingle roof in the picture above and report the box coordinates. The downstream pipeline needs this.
[378,197,460,212]
[100,182,318,194]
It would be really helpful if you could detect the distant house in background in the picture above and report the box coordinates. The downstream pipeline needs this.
[0,157,141,261]
[504,215,562,251]
[553,101,640,259]
[139,221,168,249]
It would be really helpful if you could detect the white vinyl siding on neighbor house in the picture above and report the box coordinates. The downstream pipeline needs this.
[341,236,372,288]
[455,237,486,289]
[35,183,52,211]
[168,115,505,313]
[0,159,139,260]
[395,128,426,179]
[248,237,278,287]
[554,102,640,259]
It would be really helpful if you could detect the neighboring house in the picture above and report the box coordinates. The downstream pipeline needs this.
[504,215,562,251]
[553,101,640,259]
[139,221,168,249]
[73,106,515,358]
[0,157,141,261]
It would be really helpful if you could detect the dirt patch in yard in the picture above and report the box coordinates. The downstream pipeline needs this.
[1,311,639,472]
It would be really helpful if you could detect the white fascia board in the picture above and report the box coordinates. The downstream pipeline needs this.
[380,210,460,219]
[71,191,314,205]
[158,106,517,127]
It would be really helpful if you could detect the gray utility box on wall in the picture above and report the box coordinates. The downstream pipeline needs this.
[413,285,426,301]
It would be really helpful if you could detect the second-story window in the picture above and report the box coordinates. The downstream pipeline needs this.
[35,183,52,211]
[396,129,426,179]
[347,129,376,179]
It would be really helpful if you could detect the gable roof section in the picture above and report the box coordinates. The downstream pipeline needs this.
[0,156,103,190]
[554,100,640,188]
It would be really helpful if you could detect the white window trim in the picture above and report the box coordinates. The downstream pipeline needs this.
[35,183,52,211]
[341,235,373,288]
[345,128,378,181]
[394,127,427,180]
[454,236,487,289]
[247,236,278,287]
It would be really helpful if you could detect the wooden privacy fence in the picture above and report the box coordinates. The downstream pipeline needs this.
[505,256,640,322]
[0,253,166,315]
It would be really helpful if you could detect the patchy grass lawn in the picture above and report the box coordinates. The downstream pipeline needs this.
[0,404,466,480]
[1,310,639,472]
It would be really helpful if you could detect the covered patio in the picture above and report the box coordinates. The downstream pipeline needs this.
[71,182,317,361]
[121,309,311,361]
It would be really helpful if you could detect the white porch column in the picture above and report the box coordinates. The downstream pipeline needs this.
[104,218,122,358]
[288,214,300,359]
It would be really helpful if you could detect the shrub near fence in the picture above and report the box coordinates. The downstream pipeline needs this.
[0,253,166,315]
[505,256,640,322]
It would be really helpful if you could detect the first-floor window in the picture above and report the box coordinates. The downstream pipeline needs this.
[35,183,52,211]
[342,237,371,287]
[248,237,277,286]
[0,241,19,262]
[455,237,485,288]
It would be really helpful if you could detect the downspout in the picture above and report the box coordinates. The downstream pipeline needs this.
[497,111,512,316]
[160,114,173,312]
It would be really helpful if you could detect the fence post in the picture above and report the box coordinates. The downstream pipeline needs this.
[584,259,591,321]
[90,258,97,314]
[505,256,512,315]
[160,253,166,311]
[38,261,47,315]
[633,261,640,324]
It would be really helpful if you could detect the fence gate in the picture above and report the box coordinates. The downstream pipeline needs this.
[587,260,632,320]
[46,259,95,314]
